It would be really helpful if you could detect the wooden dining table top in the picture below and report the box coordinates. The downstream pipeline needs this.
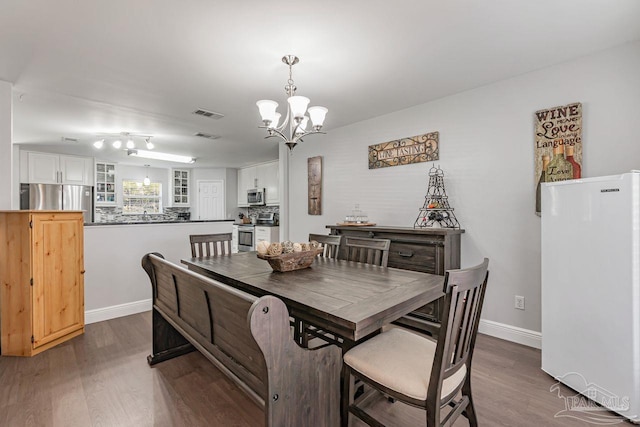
[181,252,444,343]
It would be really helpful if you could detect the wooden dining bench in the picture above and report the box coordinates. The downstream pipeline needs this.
[142,253,341,427]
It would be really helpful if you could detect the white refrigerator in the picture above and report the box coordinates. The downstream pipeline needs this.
[541,172,640,423]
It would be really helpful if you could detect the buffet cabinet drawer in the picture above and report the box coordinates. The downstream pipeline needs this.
[387,241,441,274]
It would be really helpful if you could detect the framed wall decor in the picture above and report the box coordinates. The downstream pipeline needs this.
[368,132,439,169]
[534,102,582,215]
[308,156,322,215]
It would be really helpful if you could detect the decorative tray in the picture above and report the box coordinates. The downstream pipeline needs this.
[257,248,324,272]
[335,222,377,227]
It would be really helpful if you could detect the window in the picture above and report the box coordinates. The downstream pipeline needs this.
[122,180,162,214]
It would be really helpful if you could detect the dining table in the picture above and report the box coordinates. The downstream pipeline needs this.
[181,251,445,349]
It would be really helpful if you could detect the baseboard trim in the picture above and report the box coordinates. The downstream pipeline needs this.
[478,319,542,349]
[85,299,152,325]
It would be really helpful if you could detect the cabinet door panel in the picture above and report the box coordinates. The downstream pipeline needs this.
[61,155,90,185]
[28,153,60,184]
[31,214,84,347]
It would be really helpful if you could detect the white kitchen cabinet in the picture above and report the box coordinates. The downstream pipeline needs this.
[26,152,94,186]
[237,160,279,207]
[231,224,239,253]
[237,167,254,207]
[261,161,279,205]
[255,226,279,245]
[172,169,190,205]
[95,162,117,205]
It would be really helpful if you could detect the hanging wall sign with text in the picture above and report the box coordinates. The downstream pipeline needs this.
[534,102,583,215]
[368,132,439,169]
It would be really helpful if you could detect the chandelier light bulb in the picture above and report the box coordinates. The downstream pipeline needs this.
[288,96,310,121]
[256,100,278,126]
[308,106,328,129]
[295,116,309,135]
[112,139,122,149]
[271,113,281,129]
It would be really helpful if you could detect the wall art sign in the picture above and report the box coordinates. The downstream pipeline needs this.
[534,102,583,216]
[368,132,439,169]
[308,156,322,215]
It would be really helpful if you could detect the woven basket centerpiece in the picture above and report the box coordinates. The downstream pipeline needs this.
[257,240,323,272]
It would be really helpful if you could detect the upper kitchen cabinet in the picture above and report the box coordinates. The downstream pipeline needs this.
[237,160,279,207]
[23,151,94,186]
[172,169,190,206]
[95,161,117,205]
[257,161,279,205]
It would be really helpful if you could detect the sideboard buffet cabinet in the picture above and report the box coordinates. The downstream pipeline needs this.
[0,210,85,356]
[326,225,464,332]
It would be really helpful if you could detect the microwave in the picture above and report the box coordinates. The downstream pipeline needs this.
[247,188,265,206]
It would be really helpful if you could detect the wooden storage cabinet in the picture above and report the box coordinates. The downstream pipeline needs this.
[327,225,463,328]
[0,211,85,356]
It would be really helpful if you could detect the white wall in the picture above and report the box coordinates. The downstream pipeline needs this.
[0,81,13,209]
[83,221,233,323]
[287,41,640,337]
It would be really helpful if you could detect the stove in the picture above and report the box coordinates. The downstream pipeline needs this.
[256,212,278,226]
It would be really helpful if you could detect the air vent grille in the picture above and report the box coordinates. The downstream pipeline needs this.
[194,132,221,140]
[192,109,224,119]
[61,137,79,143]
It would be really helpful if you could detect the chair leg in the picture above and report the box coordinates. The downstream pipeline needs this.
[341,364,354,427]
[462,378,478,426]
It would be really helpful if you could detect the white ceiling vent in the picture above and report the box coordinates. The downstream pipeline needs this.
[194,132,221,140]
[61,136,79,142]
[192,109,224,119]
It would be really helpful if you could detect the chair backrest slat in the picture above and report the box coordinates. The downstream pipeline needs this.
[190,233,233,258]
[342,236,390,267]
[308,233,342,259]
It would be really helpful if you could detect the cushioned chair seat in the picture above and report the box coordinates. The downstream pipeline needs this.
[344,327,466,401]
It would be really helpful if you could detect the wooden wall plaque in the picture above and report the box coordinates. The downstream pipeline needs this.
[308,156,322,215]
[368,132,439,169]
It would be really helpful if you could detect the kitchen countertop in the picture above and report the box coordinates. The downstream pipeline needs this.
[232,223,280,227]
[85,219,234,226]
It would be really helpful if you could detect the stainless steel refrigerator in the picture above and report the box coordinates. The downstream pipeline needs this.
[20,183,94,223]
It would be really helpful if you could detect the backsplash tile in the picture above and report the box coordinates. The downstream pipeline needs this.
[95,206,190,223]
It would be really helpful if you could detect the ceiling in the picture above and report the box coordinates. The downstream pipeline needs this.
[2,1,639,169]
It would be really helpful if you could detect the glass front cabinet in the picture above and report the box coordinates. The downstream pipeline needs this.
[173,169,190,205]
[95,162,116,205]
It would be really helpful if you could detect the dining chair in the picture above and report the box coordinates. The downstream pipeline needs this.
[341,236,390,267]
[342,258,490,427]
[308,233,342,259]
[189,233,233,257]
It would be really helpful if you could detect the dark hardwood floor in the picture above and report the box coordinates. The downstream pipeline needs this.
[0,312,612,426]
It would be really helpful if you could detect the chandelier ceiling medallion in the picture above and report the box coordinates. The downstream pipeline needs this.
[256,55,328,151]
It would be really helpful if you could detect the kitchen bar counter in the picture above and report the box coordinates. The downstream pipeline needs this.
[86,219,234,226]
[83,219,233,324]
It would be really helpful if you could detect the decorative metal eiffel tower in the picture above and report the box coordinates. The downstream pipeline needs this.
[414,165,460,229]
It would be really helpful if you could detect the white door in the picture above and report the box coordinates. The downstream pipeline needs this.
[198,180,225,219]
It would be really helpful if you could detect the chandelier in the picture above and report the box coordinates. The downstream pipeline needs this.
[256,55,328,151]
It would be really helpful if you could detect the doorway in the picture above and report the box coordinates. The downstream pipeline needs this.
[197,180,225,219]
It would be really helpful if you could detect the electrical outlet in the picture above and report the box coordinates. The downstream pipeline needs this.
[515,295,525,310]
